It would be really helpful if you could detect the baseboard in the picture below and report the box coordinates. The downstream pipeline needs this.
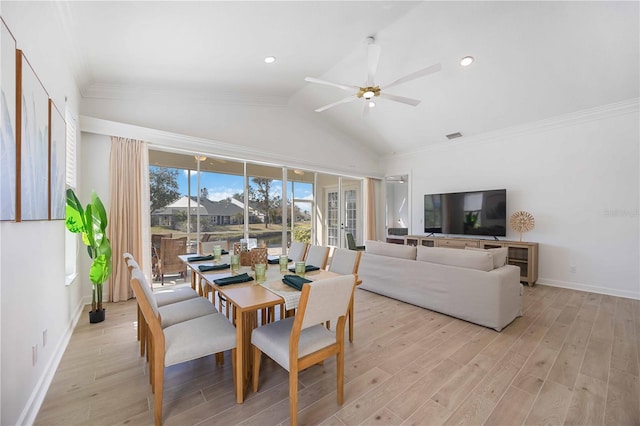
[16,297,88,425]
[536,278,640,301]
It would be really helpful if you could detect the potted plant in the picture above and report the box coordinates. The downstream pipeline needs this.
[65,188,112,323]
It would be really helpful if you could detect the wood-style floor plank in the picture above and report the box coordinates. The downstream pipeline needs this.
[34,285,640,426]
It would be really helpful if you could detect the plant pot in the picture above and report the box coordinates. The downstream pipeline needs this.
[89,309,106,323]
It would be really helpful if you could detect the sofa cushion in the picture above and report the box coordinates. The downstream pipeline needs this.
[466,247,508,269]
[365,240,416,260]
[416,246,494,271]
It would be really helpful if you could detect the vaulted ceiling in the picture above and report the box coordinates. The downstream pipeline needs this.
[54,1,639,156]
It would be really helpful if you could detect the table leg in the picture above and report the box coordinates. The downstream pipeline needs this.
[235,309,244,403]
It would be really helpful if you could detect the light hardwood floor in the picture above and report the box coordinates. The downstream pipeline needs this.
[35,284,640,425]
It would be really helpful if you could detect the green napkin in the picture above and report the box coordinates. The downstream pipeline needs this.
[188,255,214,262]
[213,273,254,286]
[268,257,288,264]
[288,265,320,273]
[221,249,229,255]
[198,264,230,272]
[282,274,312,291]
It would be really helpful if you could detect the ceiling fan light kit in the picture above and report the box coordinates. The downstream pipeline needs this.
[305,36,441,115]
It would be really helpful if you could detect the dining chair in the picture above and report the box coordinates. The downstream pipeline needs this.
[158,237,187,285]
[124,253,200,350]
[345,232,365,251]
[287,241,308,262]
[304,245,330,269]
[251,274,356,426]
[130,268,237,426]
[329,248,363,342]
[125,256,218,357]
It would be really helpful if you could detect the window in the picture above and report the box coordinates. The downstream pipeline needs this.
[64,106,78,285]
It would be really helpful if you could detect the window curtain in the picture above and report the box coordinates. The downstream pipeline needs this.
[107,137,151,302]
[364,178,378,241]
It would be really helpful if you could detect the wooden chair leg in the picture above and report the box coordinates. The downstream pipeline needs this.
[337,346,344,404]
[348,298,354,343]
[252,346,262,392]
[137,306,142,342]
[153,346,164,426]
[289,366,299,426]
[140,317,147,357]
[231,348,237,397]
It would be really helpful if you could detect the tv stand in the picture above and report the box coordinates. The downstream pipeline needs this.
[404,235,538,286]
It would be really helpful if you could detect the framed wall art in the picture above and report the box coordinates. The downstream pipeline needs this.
[17,50,50,221]
[0,18,17,221]
[49,99,66,220]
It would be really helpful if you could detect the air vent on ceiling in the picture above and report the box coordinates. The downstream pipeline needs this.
[446,132,463,140]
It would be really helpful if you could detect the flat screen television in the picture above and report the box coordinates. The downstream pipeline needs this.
[424,189,507,237]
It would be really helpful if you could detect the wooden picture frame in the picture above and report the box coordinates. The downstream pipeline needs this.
[0,18,17,221]
[49,100,66,220]
[17,50,50,221]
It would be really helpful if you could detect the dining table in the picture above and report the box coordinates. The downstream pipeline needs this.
[178,252,341,403]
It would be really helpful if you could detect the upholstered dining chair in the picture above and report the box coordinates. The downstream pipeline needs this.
[304,245,330,269]
[329,248,363,342]
[345,232,365,251]
[158,237,188,285]
[125,255,218,357]
[287,241,308,262]
[251,274,356,426]
[130,268,237,426]
[124,253,200,351]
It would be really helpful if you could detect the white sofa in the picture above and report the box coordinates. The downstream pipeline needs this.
[358,240,522,331]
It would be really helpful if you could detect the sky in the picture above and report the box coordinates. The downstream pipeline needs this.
[175,169,313,204]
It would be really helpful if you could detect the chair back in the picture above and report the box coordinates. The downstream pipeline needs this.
[130,267,160,318]
[304,245,330,269]
[160,237,187,274]
[250,247,268,268]
[329,248,362,275]
[296,274,355,331]
[288,241,308,262]
[199,240,229,254]
[345,233,357,250]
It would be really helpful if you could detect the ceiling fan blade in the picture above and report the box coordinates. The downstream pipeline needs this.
[304,77,359,92]
[379,92,421,106]
[366,43,381,86]
[314,95,359,112]
[380,63,442,90]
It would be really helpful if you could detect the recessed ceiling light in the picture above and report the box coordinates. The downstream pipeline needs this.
[264,56,276,64]
[368,101,376,108]
[460,56,474,66]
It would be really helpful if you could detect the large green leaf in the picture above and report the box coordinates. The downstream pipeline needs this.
[89,254,110,285]
[65,189,85,234]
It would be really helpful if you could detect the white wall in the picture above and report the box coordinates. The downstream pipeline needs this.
[81,95,382,178]
[383,102,640,299]
[0,2,85,425]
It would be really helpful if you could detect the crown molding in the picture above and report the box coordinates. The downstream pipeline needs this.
[384,98,640,160]
[79,116,382,179]
[81,83,290,107]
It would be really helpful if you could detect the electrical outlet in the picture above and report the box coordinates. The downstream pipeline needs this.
[32,345,37,366]
[570,265,577,273]
[43,329,47,347]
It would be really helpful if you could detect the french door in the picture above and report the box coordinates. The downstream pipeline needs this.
[325,179,361,248]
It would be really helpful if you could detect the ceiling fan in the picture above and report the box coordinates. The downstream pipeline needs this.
[305,36,441,117]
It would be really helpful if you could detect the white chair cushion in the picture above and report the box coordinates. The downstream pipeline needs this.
[305,245,329,268]
[288,242,307,262]
[465,246,508,269]
[131,268,160,317]
[251,317,336,371]
[416,246,494,272]
[159,297,218,328]
[154,286,199,307]
[365,240,416,260]
[329,248,359,275]
[164,313,236,367]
